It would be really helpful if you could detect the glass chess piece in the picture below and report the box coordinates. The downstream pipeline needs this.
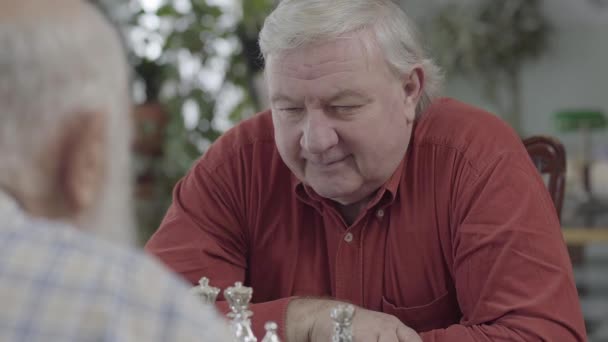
[330,304,355,342]
[190,277,220,304]
[224,282,257,342]
[261,321,281,342]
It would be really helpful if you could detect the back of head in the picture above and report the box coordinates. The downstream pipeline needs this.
[259,0,442,115]
[0,0,134,243]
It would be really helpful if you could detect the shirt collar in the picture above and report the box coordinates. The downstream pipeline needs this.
[0,189,26,227]
[382,154,406,202]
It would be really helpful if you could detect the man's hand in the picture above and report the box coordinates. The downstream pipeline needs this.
[286,298,422,342]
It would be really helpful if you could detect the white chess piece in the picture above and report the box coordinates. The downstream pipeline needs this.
[331,304,355,342]
[190,277,220,304]
[224,282,257,342]
[261,321,281,342]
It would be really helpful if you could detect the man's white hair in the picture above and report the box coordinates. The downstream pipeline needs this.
[0,1,134,244]
[259,0,442,115]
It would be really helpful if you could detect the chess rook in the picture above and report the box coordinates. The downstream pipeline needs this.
[331,304,355,342]
[190,277,220,304]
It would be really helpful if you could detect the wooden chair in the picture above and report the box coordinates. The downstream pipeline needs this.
[523,135,566,221]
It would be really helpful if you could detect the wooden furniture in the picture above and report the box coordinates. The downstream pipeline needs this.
[523,135,567,221]
[523,136,586,263]
[563,227,608,245]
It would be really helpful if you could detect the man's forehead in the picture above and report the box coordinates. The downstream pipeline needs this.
[267,34,385,80]
[0,0,78,20]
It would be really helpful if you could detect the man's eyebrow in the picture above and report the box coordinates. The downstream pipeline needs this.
[270,90,371,104]
[270,94,298,104]
[326,89,371,102]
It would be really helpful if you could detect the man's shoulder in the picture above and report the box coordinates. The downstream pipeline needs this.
[199,110,277,172]
[0,219,230,341]
[413,98,525,169]
[0,216,178,286]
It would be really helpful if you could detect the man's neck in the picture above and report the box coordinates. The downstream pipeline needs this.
[336,197,371,226]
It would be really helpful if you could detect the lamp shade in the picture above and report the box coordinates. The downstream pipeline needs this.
[554,110,606,132]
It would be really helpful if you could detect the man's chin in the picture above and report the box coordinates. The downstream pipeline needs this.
[309,184,360,205]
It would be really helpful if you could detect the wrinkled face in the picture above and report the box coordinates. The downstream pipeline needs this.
[267,33,421,205]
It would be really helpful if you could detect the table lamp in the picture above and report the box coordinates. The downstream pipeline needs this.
[554,109,607,225]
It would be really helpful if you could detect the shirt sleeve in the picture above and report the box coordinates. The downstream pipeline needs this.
[420,151,586,341]
[144,159,294,339]
[129,255,234,342]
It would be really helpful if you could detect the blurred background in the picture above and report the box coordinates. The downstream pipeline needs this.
[93,0,608,339]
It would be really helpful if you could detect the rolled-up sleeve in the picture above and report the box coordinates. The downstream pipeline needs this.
[145,160,294,339]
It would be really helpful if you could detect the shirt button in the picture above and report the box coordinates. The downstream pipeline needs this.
[376,209,385,218]
[344,232,354,243]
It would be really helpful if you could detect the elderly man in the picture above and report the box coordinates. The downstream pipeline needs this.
[146,0,586,341]
[0,1,230,341]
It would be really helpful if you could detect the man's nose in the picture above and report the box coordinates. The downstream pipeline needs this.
[300,110,339,154]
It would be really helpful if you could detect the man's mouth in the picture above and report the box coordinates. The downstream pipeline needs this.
[308,155,348,167]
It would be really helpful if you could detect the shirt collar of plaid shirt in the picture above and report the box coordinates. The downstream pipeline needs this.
[0,189,26,227]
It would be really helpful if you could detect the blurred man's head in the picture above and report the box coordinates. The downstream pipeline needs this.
[0,0,134,243]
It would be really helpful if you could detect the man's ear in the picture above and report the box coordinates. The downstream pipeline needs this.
[58,111,106,214]
[402,65,425,121]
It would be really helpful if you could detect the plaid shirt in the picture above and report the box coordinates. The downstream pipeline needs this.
[0,191,231,341]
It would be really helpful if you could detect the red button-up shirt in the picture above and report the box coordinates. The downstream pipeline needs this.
[145,98,586,341]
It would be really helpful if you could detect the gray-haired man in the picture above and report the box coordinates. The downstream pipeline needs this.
[147,1,586,341]
[0,1,230,340]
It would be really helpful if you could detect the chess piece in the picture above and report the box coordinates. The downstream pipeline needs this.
[190,277,220,304]
[261,321,281,342]
[224,282,257,342]
[330,304,355,342]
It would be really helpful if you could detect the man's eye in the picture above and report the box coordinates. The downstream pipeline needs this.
[281,108,303,113]
[332,105,361,112]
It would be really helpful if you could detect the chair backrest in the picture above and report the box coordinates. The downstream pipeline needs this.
[523,135,566,221]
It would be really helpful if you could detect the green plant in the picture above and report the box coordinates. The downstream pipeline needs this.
[124,0,275,241]
[429,0,551,133]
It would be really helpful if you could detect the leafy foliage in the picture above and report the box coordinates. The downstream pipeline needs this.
[432,0,550,75]
[428,0,551,132]
[124,0,275,241]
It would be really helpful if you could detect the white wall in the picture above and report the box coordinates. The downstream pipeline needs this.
[400,0,608,159]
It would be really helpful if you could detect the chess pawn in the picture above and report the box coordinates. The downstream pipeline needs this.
[190,277,220,304]
[261,321,281,342]
[224,282,257,342]
[330,304,355,342]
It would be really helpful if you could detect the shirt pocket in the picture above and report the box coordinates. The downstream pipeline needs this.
[381,291,461,333]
